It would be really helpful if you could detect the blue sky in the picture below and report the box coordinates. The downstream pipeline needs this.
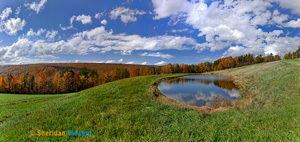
[0,0,300,65]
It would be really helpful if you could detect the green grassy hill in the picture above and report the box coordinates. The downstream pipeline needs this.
[1,60,300,141]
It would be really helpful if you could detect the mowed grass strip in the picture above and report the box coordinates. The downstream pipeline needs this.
[1,60,300,141]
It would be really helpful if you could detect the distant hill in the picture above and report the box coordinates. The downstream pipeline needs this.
[0,63,150,76]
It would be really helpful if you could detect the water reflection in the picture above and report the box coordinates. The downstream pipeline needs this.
[158,75,241,107]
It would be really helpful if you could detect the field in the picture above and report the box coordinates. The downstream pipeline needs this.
[1,59,300,141]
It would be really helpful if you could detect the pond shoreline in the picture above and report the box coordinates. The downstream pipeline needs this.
[149,74,236,113]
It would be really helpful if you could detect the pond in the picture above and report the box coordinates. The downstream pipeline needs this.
[158,75,241,107]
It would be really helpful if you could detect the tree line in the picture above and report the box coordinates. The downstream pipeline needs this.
[0,53,281,94]
[284,47,300,59]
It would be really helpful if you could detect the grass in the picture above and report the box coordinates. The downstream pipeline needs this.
[1,59,300,141]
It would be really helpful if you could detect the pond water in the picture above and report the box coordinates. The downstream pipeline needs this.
[158,75,241,107]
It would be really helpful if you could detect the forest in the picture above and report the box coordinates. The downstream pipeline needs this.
[0,53,282,94]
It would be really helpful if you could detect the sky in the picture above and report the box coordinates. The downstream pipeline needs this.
[0,0,300,65]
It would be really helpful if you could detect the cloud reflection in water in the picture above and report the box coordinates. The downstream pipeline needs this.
[158,75,241,107]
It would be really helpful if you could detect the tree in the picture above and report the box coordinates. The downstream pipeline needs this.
[105,72,113,83]
[156,66,162,75]
[121,69,130,78]
[264,56,270,62]
[274,55,281,60]
[38,71,46,93]
[204,66,210,72]
[79,75,87,90]
[234,57,240,67]
[129,68,137,77]
[4,74,12,92]
[136,68,140,76]
[26,74,35,94]
[221,57,229,69]
[255,55,261,63]
[217,63,223,70]
[78,67,89,78]
[18,74,25,93]
[183,64,189,73]
[284,52,292,59]
[229,56,235,68]
[167,64,173,74]
[0,76,5,92]
[87,76,94,88]
[198,63,204,73]
[52,72,62,94]
[213,60,220,67]
[9,77,16,93]
[73,73,79,91]
[62,71,73,93]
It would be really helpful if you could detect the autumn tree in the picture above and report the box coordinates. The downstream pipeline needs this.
[73,73,79,91]
[62,71,74,93]
[198,63,204,73]
[105,72,113,83]
[183,64,189,73]
[0,76,5,92]
[129,68,137,77]
[52,71,62,94]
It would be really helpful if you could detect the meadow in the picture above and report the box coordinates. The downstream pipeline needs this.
[1,59,300,141]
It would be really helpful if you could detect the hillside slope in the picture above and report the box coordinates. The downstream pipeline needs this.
[1,60,300,141]
[0,63,149,76]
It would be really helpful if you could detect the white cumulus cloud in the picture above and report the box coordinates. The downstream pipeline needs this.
[73,14,92,25]
[95,12,104,19]
[110,7,146,24]
[140,52,175,59]
[46,30,58,39]
[152,0,192,20]
[25,0,47,14]
[26,28,58,40]
[0,26,201,63]
[60,14,92,30]
[273,0,300,16]
[270,10,289,25]
[15,6,21,16]
[106,60,115,63]
[101,19,108,25]
[4,18,26,35]
[151,0,300,57]
[223,46,265,57]
[284,19,300,28]
[125,61,135,64]
[26,28,46,36]
[171,28,189,33]
[155,61,167,65]
[0,8,12,20]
